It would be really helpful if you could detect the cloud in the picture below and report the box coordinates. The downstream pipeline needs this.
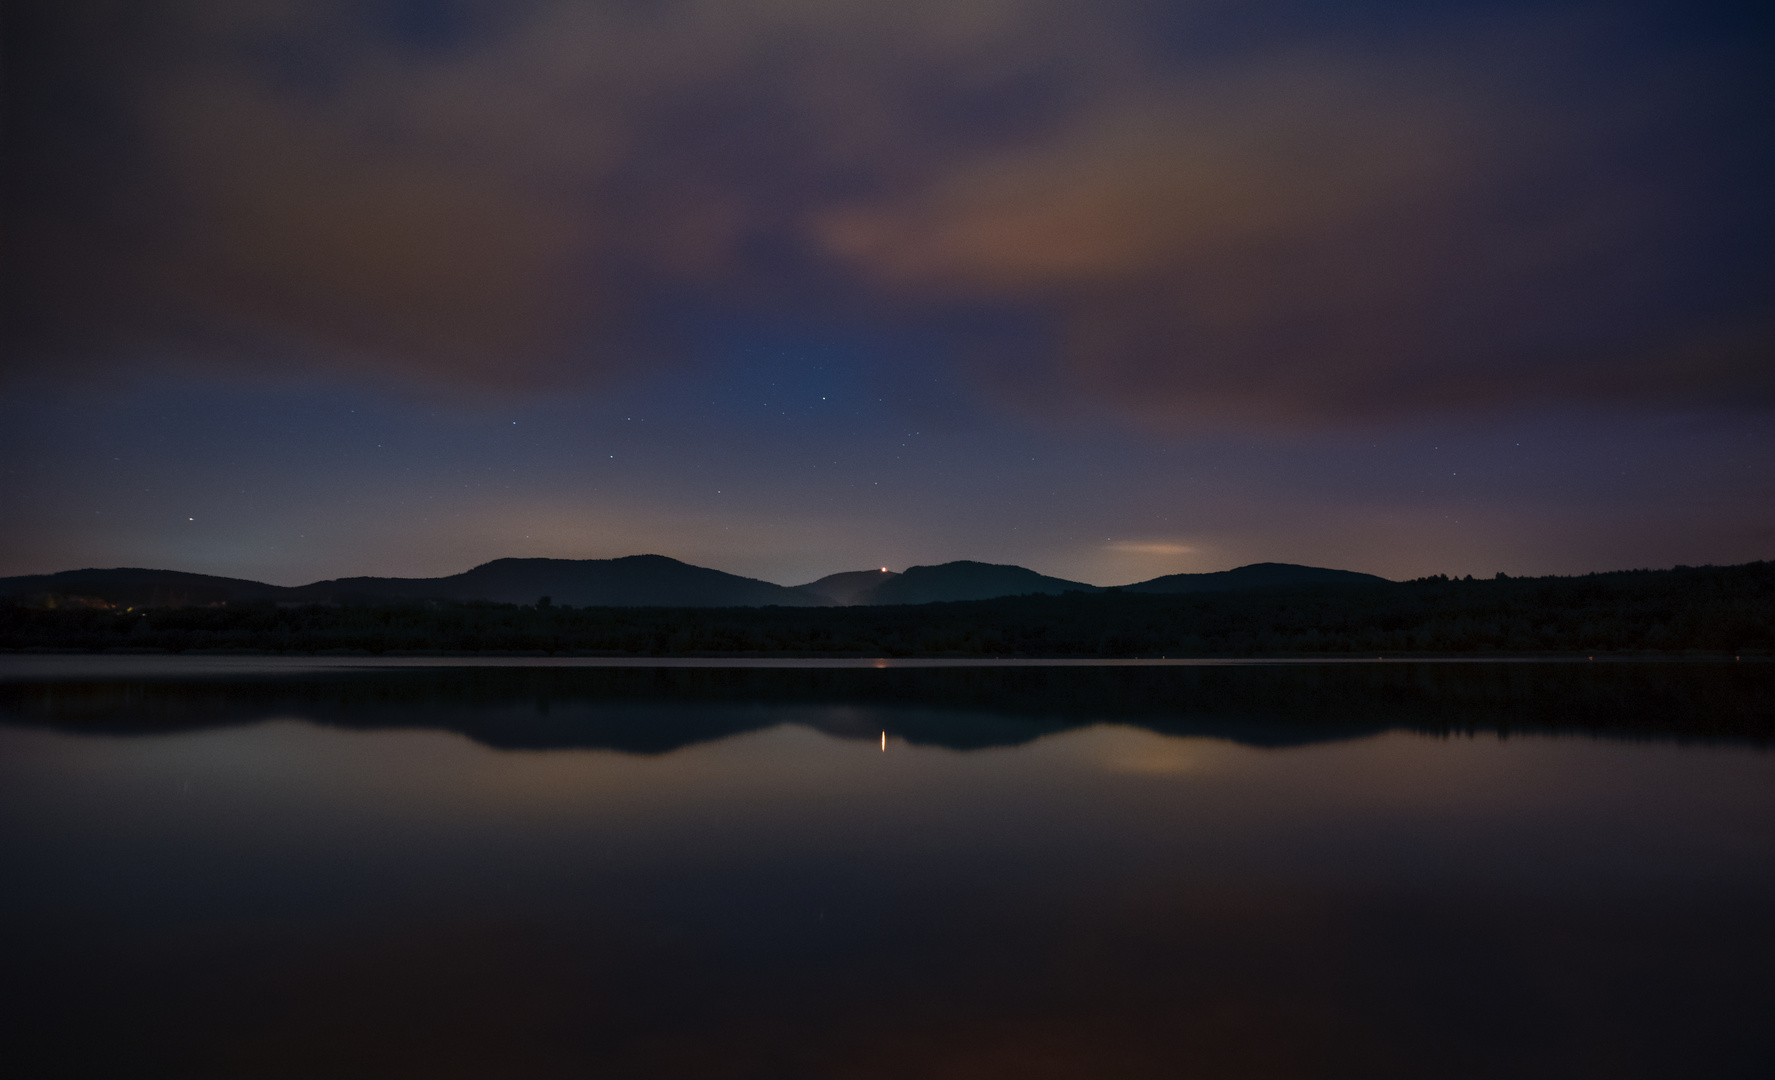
[5,1,1771,421]
[1105,541,1195,555]
[813,24,1775,425]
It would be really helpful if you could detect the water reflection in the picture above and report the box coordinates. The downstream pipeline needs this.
[0,661,1771,1078]
[3,659,1771,751]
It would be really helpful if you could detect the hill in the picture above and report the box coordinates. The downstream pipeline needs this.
[0,556,821,610]
[1,557,1389,610]
[796,569,900,605]
[4,562,1770,657]
[862,561,1098,605]
[285,555,821,608]
[1125,563,1390,593]
[0,568,284,609]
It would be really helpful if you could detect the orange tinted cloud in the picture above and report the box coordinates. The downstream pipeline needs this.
[6,1,1770,421]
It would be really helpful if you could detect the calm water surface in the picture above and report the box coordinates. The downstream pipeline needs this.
[2,658,1772,1078]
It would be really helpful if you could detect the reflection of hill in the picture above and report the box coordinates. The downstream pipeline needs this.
[2,663,1768,754]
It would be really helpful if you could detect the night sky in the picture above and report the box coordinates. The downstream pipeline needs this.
[5,0,1772,587]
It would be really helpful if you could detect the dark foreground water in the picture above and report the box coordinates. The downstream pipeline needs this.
[3,658,1773,1078]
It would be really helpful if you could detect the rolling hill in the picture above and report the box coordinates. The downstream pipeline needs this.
[284,555,822,608]
[1123,562,1389,593]
[2,557,1392,610]
[795,569,900,605]
[1,556,821,609]
[859,561,1099,605]
[0,568,284,609]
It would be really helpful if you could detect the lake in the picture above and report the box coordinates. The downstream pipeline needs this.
[3,657,1772,1078]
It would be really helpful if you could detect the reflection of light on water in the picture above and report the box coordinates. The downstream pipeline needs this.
[1093,729,1207,775]
[880,731,886,752]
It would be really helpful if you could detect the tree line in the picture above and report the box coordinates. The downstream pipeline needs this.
[3,562,1771,657]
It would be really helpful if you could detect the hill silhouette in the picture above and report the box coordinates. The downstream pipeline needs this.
[861,561,1099,605]
[795,569,900,605]
[2,557,1388,610]
[0,568,284,609]
[286,555,820,608]
[1125,562,1389,593]
[1,556,820,610]
[5,562,1772,655]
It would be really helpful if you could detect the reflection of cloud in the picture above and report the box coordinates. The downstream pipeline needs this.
[1104,749,1203,776]
[1095,727,1213,775]
[6,1,1772,422]
[1106,541,1195,555]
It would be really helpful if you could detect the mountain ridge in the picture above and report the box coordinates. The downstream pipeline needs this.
[0,556,1391,610]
